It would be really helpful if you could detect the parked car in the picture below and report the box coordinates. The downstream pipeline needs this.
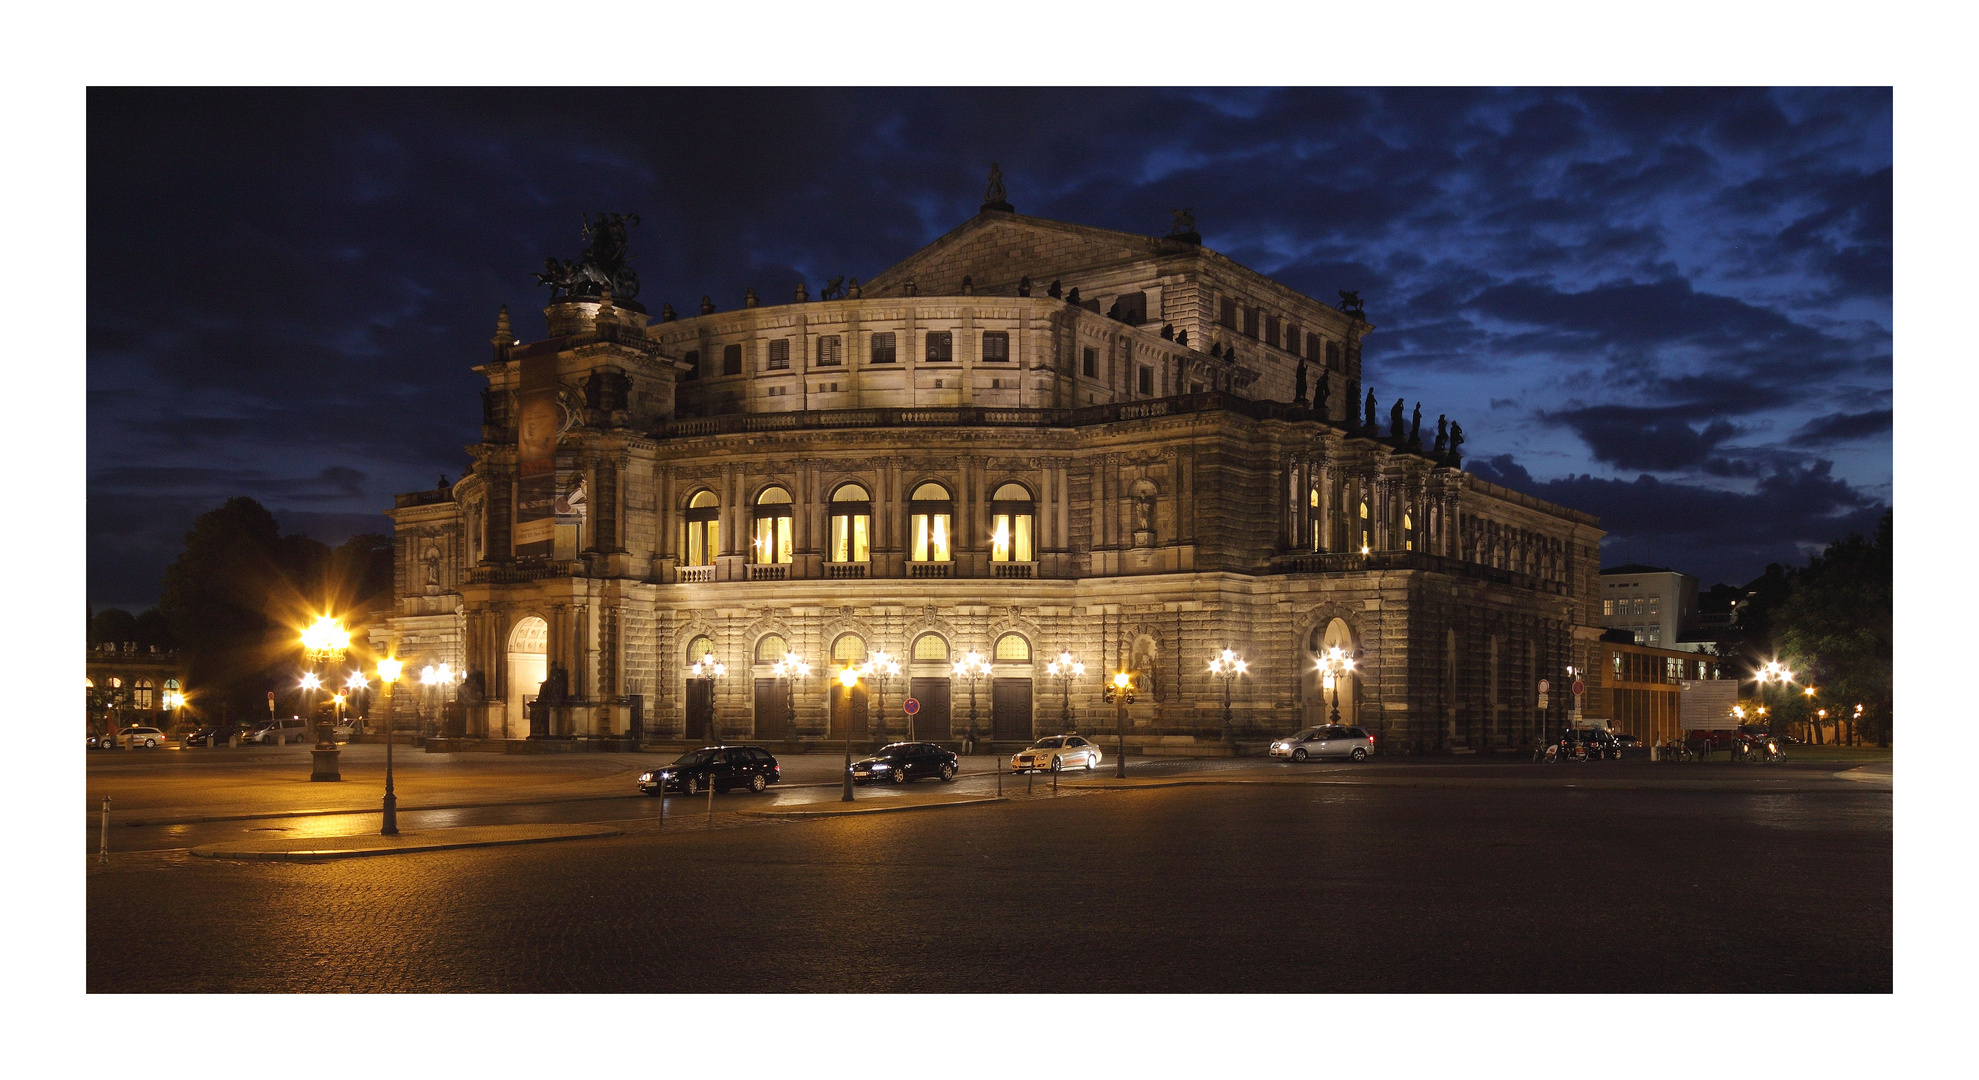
[116,726,171,749]
[639,746,780,795]
[1613,733,1641,749]
[852,742,960,784]
[183,723,243,747]
[245,718,312,745]
[1010,735,1102,773]
[1564,727,1622,760]
[1270,724,1374,762]
[87,732,118,749]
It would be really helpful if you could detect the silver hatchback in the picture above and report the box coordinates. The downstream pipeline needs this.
[1270,724,1373,762]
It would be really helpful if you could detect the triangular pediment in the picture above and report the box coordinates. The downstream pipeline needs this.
[863,211,1198,297]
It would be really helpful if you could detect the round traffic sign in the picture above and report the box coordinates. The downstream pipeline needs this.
[1538,679,1550,693]
[1572,680,1585,696]
[902,697,920,715]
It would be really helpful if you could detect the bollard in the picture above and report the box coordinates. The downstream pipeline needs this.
[706,771,715,826]
[207,735,216,749]
[1027,767,1033,794]
[996,756,1002,797]
[1053,764,1058,794]
[99,796,110,863]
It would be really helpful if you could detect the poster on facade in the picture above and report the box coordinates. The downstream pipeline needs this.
[1680,679,1739,730]
[514,351,561,558]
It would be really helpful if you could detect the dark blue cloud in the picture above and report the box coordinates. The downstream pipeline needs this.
[87,87,1891,607]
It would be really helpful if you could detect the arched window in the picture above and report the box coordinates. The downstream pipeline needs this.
[684,490,719,567]
[755,634,789,663]
[830,634,866,665]
[685,635,716,665]
[911,633,950,661]
[994,633,1031,662]
[1359,499,1371,551]
[909,482,952,562]
[829,483,871,563]
[135,679,154,710]
[989,482,1034,562]
[1403,509,1414,552]
[752,487,793,564]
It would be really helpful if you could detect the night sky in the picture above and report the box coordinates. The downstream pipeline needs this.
[87,87,1891,610]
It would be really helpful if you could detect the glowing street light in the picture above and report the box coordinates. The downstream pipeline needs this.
[691,654,727,743]
[771,653,810,739]
[1044,650,1084,733]
[1209,648,1249,743]
[1103,670,1136,778]
[376,656,404,835]
[839,665,862,802]
[1316,645,1356,726]
[300,615,351,663]
[863,649,901,742]
[955,649,995,741]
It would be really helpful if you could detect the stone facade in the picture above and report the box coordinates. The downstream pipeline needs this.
[380,208,1604,753]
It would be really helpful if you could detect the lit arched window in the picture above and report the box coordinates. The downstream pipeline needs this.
[829,483,871,563]
[994,633,1031,662]
[909,482,952,562]
[755,634,789,663]
[1403,509,1414,552]
[135,679,154,710]
[753,487,793,564]
[684,490,719,567]
[989,482,1034,562]
[830,634,866,665]
[911,633,950,661]
[685,635,716,665]
[1359,499,1371,550]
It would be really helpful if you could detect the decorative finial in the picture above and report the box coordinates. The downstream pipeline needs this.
[795,280,809,302]
[700,294,716,315]
[1018,276,1032,297]
[981,162,1013,213]
[847,278,862,299]
[491,305,512,347]
[904,278,917,297]
[744,288,759,308]
[960,275,974,295]
[660,302,677,322]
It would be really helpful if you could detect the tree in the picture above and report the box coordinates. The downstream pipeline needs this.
[89,607,139,648]
[1776,512,1893,746]
[157,498,292,723]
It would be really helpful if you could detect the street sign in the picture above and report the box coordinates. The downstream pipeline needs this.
[1572,680,1585,697]
[1537,693,1549,709]
[1538,679,1549,693]
[902,697,920,716]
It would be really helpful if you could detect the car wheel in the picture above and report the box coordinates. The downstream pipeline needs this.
[1051,756,1063,772]
[1292,747,1308,762]
[1088,754,1098,771]
[750,773,767,794]
[690,774,706,794]
[144,738,158,748]
[1350,747,1367,762]
[890,767,907,784]
[939,763,957,782]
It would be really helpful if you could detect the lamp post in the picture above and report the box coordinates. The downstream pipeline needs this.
[1208,647,1248,744]
[864,649,900,743]
[1045,650,1085,733]
[1316,645,1356,726]
[771,653,810,740]
[345,671,370,734]
[839,665,861,802]
[376,656,404,835]
[300,615,351,748]
[1755,660,1792,733]
[1103,670,1136,778]
[692,654,727,744]
[954,649,994,742]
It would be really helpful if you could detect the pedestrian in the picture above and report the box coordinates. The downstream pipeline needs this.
[963,723,977,756]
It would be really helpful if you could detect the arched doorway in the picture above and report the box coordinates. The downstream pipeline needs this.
[1303,618,1358,726]
[506,617,548,738]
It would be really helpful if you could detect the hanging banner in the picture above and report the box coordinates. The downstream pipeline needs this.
[515,351,561,558]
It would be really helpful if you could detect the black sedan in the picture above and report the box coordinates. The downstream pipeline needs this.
[183,724,243,747]
[851,742,959,784]
[639,746,780,796]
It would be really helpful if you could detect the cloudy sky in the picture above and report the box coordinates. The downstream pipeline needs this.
[87,87,1890,610]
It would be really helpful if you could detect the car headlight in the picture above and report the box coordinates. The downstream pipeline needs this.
[639,772,653,782]
[871,763,890,770]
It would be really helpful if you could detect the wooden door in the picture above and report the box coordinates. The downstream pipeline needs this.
[753,678,790,740]
[991,677,1033,742]
[685,679,712,740]
[829,682,869,740]
[908,677,952,742]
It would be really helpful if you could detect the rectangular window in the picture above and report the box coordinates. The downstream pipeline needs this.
[870,332,896,364]
[1326,340,1341,370]
[753,516,792,564]
[1284,324,1299,353]
[911,514,952,561]
[722,343,742,376]
[767,339,790,370]
[982,331,1009,362]
[1112,291,1147,325]
[1219,297,1237,328]
[990,513,1034,562]
[1265,315,1280,348]
[682,349,701,381]
[1603,599,1614,617]
[830,513,870,562]
[1243,308,1259,338]
[925,331,953,362]
[1306,334,1321,362]
[1648,596,1660,615]
[815,335,842,366]
[1082,347,1097,377]
[1138,365,1154,395]
[685,520,718,566]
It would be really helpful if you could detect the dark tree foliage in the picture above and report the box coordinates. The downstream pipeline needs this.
[1777,512,1893,745]
[89,607,139,648]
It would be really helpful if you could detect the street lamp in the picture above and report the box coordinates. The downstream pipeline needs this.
[771,653,810,739]
[1315,645,1356,726]
[345,671,370,734]
[1103,670,1136,778]
[1208,648,1248,744]
[300,616,350,779]
[376,656,404,835]
[691,654,727,744]
[419,664,449,737]
[954,649,994,742]
[1045,650,1085,733]
[1755,660,1793,732]
[839,665,862,802]
[863,649,900,743]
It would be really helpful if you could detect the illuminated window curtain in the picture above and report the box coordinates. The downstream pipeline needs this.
[829,484,871,562]
[1359,499,1370,550]
[685,490,720,566]
[909,482,952,562]
[753,488,793,564]
[989,482,1034,562]
[1403,510,1414,551]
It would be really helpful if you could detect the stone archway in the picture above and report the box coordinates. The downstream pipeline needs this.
[505,616,548,739]
[1302,617,1358,726]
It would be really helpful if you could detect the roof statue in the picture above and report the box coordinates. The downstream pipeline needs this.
[1448,421,1465,467]
[1364,389,1378,433]
[1409,402,1423,448]
[1316,371,1330,415]
[981,163,1014,213]
[1293,359,1308,408]
[1389,398,1406,441]
[1434,415,1448,454]
[1337,289,1365,318]
[535,212,642,301]
[1168,208,1201,245]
